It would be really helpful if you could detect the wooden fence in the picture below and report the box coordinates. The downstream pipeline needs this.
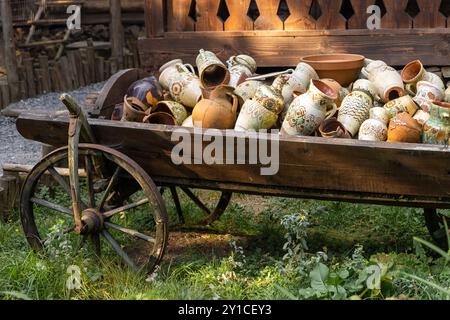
[139,0,450,70]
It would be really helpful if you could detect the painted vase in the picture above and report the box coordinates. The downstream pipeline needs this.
[159,60,203,108]
[152,101,188,125]
[254,76,288,115]
[319,118,352,139]
[192,86,238,129]
[358,107,389,142]
[281,79,338,136]
[234,99,278,132]
[363,60,405,102]
[401,60,445,95]
[387,112,422,143]
[196,49,230,89]
[337,79,375,137]
[126,76,163,110]
[413,81,445,112]
[383,95,419,119]
[423,101,450,145]
[234,80,264,104]
[227,55,257,88]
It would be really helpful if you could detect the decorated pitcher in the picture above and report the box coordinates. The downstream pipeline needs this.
[196,49,230,89]
[423,101,450,145]
[384,95,419,119]
[363,60,405,102]
[413,81,445,112]
[358,107,389,142]
[234,80,264,104]
[281,79,337,136]
[402,60,445,95]
[234,99,279,132]
[227,55,257,88]
[152,101,188,125]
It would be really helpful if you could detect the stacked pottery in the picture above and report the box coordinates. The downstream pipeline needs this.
[234,80,264,104]
[358,107,389,141]
[401,60,445,95]
[319,118,352,139]
[337,79,377,137]
[387,112,422,143]
[423,101,450,145]
[321,78,349,109]
[281,79,337,136]
[159,59,203,108]
[413,110,431,126]
[235,78,287,132]
[196,49,230,89]
[413,81,445,112]
[227,55,257,88]
[383,95,419,119]
[148,101,188,125]
[193,86,238,129]
[362,60,405,103]
[122,95,149,122]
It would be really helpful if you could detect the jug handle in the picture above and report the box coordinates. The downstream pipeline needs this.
[185,63,196,74]
[325,104,337,120]
[229,93,239,114]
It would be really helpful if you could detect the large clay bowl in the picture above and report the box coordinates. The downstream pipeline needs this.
[301,54,365,87]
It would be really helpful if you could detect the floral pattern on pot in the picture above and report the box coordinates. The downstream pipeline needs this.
[153,101,188,125]
[234,80,264,103]
[358,108,389,142]
[423,101,450,145]
[383,95,419,119]
[234,99,278,132]
[227,55,257,88]
[413,81,445,113]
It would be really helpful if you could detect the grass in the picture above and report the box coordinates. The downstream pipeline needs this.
[0,189,449,300]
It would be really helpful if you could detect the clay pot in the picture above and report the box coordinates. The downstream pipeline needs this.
[413,81,445,112]
[384,95,419,119]
[126,76,164,110]
[423,101,450,145]
[234,80,264,104]
[401,60,445,95]
[122,95,148,122]
[282,80,338,136]
[153,101,188,125]
[387,112,422,143]
[192,86,238,129]
[363,60,405,102]
[358,107,389,142]
[234,99,278,132]
[413,110,430,126]
[196,49,230,89]
[227,55,257,88]
[321,78,349,109]
[143,112,177,126]
[337,79,375,137]
[300,54,365,86]
[319,118,352,139]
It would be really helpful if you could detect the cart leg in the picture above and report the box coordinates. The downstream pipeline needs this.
[170,187,185,224]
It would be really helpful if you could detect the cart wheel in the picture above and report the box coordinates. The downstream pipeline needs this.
[424,208,450,251]
[167,187,232,226]
[20,144,168,274]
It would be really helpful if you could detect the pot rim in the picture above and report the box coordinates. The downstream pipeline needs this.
[301,54,365,70]
[312,79,339,100]
[159,59,183,73]
[401,59,424,83]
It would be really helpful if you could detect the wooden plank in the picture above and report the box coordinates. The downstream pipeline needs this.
[167,0,195,32]
[110,0,124,67]
[0,84,10,108]
[23,58,37,97]
[1,0,20,101]
[381,0,411,29]
[414,0,446,28]
[86,40,97,82]
[144,0,153,37]
[196,0,223,31]
[284,0,316,30]
[316,0,346,30]
[35,69,43,94]
[15,114,450,206]
[38,55,51,93]
[19,80,27,100]
[224,0,253,31]
[138,29,450,68]
[73,50,86,87]
[66,51,80,89]
[96,56,105,82]
[254,0,284,30]
[59,56,73,90]
[150,0,165,36]
[348,0,374,29]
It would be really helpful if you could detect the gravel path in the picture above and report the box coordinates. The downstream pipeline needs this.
[0,83,105,175]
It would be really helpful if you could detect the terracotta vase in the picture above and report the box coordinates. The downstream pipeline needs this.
[158,60,202,108]
[387,112,422,143]
[234,80,264,104]
[383,95,419,119]
[358,107,389,142]
[337,79,376,137]
[121,95,148,122]
[413,81,445,112]
[234,99,278,132]
[143,112,177,125]
[196,49,230,89]
[192,86,238,129]
[423,101,450,145]
[227,55,257,88]
[319,118,352,139]
[282,80,338,136]
[153,101,188,125]
[321,78,349,109]
[363,60,405,102]
[401,60,445,95]
[126,76,164,110]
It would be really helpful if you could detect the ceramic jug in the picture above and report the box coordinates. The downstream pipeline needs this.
[422,101,450,145]
[234,99,279,132]
[121,95,148,122]
[159,60,203,108]
[413,81,445,112]
[126,76,164,110]
[358,107,389,142]
[384,95,419,119]
[196,49,230,89]
[192,86,238,129]
[337,79,376,137]
[281,80,338,136]
[254,76,288,115]
[321,78,349,109]
[227,55,257,88]
[234,80,264,104]
[387,112,422,143]
[401,60,445,95]
[362,60,405,103]
[152,101,188,125]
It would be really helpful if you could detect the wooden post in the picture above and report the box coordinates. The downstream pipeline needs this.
[110,0,124,69]
[1,0,20,102]
[0,175,20,221]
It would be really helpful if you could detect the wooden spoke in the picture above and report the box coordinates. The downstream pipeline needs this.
[104,221,156,243]
[85,156,96,208]
[30,197,72,216]
[102,198,149,218]
[181,187,211,215]
[97,166,122,210]
[170,187,184,224]
[101,229,138,271]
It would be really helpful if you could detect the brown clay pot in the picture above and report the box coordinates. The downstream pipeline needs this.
[301,54,365,87]
[387,112,422,143]
[143,112,177,126]
[319,118,352,139]
[122,95,148,122]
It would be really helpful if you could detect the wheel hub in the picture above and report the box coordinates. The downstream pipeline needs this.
[80,208,104,234]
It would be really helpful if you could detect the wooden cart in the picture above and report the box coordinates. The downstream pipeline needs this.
[14,0,450,273]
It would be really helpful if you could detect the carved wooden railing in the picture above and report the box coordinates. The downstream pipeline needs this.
[139,0,450,68]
